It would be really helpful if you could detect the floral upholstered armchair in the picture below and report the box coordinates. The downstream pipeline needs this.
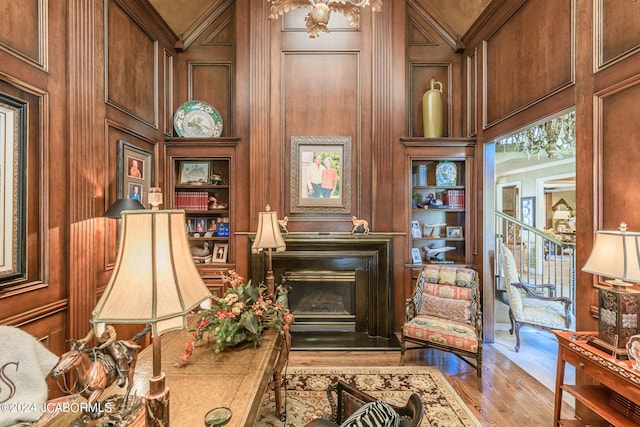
[499,243,573,352]
[400,265,482,377]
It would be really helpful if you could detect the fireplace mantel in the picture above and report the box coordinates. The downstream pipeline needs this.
[250,233,395,349]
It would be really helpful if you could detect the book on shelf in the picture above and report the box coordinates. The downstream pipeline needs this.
[175,191,208,211]
[442,189,465,209]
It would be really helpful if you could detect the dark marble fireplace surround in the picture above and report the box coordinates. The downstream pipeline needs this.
[250,233,398,350]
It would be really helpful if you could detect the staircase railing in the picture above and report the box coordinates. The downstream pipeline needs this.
[495,212,576,314]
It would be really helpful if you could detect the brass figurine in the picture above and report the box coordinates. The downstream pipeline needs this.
[351,216,369,234]
[267,0,383,39]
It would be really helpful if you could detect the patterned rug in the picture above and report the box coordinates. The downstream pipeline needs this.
[256,366,481,427]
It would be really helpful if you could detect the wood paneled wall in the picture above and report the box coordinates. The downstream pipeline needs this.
[3,2,638,389]
[462,0,640,347]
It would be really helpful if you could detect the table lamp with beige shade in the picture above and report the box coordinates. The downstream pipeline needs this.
[582,222,640,359]
[93,190,211,425]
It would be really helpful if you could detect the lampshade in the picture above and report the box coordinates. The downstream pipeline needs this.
[582,224,640,285]
[104,198,145,218]
[552,210,572,221]
[251,205,286,254]
[582,222,640,358]
[93,210,211,337]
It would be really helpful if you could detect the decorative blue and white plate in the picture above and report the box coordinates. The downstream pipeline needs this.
[435,161,457,186]
[174,100,223,138]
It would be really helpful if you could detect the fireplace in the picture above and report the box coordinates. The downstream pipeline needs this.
[286,271,357,332]
[250,233,397,349]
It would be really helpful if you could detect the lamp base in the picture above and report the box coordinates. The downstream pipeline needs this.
[145,372,170,426]
[266,269,275,298]
[587,336,629,360]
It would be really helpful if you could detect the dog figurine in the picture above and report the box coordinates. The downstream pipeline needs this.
[351,216,369,234]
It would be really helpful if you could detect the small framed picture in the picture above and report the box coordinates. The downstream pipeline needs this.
[411,248,422,264]
[446,226,463,239]
[212,243,228,263]
[194,218,208,233]
[180,161,210,184]
[411,220,422,238]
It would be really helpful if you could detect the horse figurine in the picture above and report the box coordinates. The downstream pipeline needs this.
[351,216,370,234]
[50,339,139,416]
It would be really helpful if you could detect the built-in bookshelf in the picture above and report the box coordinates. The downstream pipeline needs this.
[165,138,238,295]
[402,138,476,267]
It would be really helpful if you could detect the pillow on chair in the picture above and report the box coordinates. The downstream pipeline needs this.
[340,400,400,427]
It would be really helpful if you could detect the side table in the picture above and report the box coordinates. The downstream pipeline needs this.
[554,330,640,426]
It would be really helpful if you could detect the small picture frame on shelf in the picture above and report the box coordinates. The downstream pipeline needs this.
[180,161,210,184]
[423,222,446,238]
[212,243,228,263]
[195,218,208,233]
[446,226,463,239]
[411,248,422,264]
[411,220,422,238]
[185,218,195,234]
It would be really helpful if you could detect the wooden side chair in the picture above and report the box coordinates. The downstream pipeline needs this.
[400,265,482,377]
[499,243,573,351]
[304,380,424,427]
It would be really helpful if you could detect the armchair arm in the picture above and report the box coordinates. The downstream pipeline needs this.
[518,279,556,297]
[404,298,417,323]
[512,282,572,326]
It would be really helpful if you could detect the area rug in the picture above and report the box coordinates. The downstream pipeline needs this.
[256,366,481,427]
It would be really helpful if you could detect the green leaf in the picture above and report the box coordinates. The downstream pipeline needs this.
[239,311,259,334]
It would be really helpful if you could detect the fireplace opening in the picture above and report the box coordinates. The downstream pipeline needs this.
[286,271,356,332]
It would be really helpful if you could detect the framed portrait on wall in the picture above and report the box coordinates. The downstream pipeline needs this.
[290,136,352,214]
[117,139,152,208]
[520,196,535,226]
[0,94,27,286]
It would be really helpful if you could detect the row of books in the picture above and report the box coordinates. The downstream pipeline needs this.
[442,189,465,209]
[175,191,209,211]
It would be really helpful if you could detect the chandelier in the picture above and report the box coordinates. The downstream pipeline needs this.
[267,0,383,39]
[498,111,576,160]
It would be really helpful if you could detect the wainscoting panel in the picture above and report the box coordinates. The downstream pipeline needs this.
[483,0,574,127]
[106,0,158,127]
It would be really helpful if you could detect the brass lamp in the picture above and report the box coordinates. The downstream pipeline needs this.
[93,209,212,425]
[251,204,286,296]
[582,222,640,358]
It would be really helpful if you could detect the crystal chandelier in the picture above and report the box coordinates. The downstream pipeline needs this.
[267,0,383,39]
[498,111,576,160]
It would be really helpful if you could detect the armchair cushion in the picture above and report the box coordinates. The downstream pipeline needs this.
[518,298,572,329]
[403,316,479,353]
[419,293,471,324]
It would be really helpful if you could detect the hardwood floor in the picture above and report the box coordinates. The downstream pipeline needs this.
[288,341,575,426]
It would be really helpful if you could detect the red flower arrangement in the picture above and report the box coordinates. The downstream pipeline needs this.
[181,270,293,365]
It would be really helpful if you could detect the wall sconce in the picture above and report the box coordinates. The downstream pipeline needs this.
[251,204,286,296]
[582,222,640,358]
[93,208,212,425]
[267,0,383,38]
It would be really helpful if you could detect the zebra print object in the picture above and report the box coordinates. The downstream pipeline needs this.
[340,400,400,427]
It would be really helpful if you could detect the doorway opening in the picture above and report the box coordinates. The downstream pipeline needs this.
[490,108,576,393]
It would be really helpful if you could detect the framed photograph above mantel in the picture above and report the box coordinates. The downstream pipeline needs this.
[290,136,352,214]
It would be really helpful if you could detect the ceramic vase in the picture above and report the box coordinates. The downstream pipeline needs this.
[422,79,444,138]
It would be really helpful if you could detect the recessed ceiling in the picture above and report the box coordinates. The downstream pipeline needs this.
[149,0,490,38]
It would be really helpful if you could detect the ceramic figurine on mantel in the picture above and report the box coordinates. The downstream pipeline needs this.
[422,78,444,138]
[351,216,370,234]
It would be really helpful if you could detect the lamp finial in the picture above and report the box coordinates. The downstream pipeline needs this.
[620,222,628,233]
